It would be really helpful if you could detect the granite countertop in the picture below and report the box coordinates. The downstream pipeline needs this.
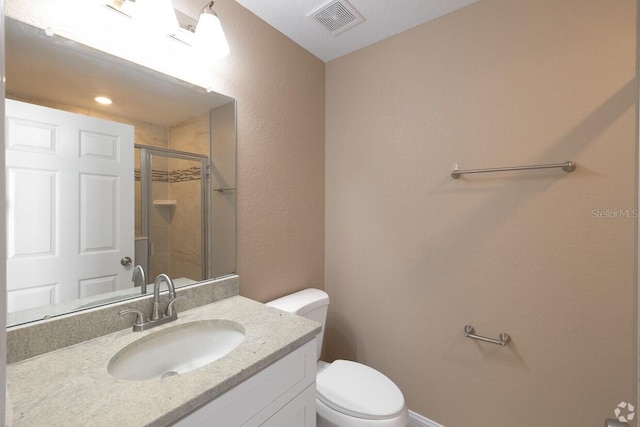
[6,296,320,426]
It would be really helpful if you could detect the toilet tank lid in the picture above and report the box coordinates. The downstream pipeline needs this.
[265,288,329,315]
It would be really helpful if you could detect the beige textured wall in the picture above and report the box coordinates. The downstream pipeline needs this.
[212,1,326,302]
[325,0,637,426]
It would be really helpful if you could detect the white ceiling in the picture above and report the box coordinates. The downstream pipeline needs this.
[233,0,480,62]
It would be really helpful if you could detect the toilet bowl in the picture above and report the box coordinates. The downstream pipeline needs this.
[266,289,409,427]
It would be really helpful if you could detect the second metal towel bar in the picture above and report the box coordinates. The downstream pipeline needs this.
[451,161,576,179]
[464,325,510,346]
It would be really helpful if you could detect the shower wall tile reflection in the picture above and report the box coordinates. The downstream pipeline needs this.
[166,112,209,281]
[170,112,210,156]
[169,171,202,280]
[134,123,169,238]
[150,155,171,279]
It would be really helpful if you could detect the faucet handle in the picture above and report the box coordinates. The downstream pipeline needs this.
[120,309,148,328]
[165,296,187,317]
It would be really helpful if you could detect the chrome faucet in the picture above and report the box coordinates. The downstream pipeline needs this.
[120,273,186,332]
[151,273,175,321]
[132,265,147,294]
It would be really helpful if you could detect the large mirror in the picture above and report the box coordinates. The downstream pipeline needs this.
[5,18,237,327]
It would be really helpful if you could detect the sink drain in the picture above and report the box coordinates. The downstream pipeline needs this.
[161,371,179,379]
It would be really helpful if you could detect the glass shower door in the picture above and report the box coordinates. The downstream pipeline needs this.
[138,147,209,285]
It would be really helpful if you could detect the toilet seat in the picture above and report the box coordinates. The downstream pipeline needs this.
[316,360,406,420]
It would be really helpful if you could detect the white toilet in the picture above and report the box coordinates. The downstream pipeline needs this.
[266,288,409,427]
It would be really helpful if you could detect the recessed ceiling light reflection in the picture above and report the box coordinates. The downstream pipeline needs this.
[95,96,113,105]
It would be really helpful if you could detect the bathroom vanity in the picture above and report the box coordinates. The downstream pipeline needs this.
[5,295,320,426]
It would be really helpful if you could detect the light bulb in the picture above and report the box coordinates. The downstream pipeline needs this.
[193,4,229,58]
[133,0,179,36]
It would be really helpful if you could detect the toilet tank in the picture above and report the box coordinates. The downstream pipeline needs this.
[266,288,329,360]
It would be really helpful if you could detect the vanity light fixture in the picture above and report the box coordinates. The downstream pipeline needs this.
[193,1,230,58]
[132,0,179,36]
[105,0,229,58]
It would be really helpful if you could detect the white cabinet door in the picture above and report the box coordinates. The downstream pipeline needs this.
[260,384,316,427]
[5,99,134,311]
[175,340,316,427]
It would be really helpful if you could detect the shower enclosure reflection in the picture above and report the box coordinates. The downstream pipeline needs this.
[136,147,208,284]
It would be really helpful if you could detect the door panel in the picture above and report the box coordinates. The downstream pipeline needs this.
[5,99,134,311]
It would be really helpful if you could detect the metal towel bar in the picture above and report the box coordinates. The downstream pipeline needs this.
[464,325,510,346]
[451,161,576,179]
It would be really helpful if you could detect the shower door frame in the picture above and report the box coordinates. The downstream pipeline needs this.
[137,145,210,281]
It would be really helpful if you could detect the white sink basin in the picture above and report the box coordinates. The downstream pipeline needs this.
[108,320,245,381]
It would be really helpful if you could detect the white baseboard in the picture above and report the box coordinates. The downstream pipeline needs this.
[408,410,445,427]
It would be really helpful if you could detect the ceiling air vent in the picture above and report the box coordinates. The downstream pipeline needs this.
[308,0,364,36]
